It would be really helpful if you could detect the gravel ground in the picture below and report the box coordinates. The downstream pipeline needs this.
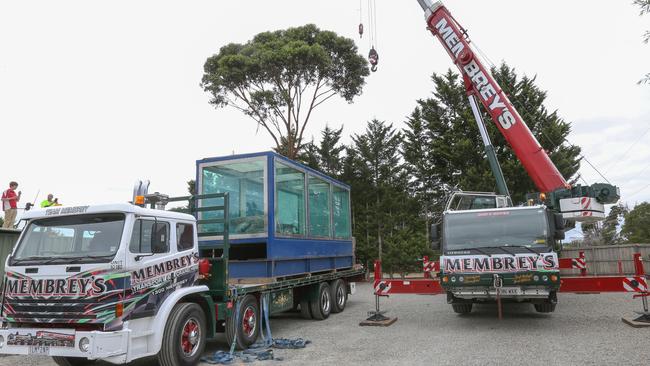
[1,281,649,366]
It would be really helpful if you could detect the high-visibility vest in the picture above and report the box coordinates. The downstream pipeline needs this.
[41,199,55,208]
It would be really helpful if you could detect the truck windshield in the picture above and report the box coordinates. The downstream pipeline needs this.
[443,208,549,250]
[12,213,125,264]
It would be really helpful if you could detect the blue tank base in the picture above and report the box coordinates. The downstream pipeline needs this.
[228,255,354,279]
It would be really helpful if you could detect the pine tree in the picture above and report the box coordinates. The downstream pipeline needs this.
[402,64,581,211]
[317,125,345,178]
[341,119,424,272]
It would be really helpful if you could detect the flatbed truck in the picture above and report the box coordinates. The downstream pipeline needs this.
[0,180,363,365]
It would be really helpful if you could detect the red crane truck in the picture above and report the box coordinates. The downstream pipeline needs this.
[370,1,648,320]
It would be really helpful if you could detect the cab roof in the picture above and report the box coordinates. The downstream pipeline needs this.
[20,203,196,222]
[444,205,547,215]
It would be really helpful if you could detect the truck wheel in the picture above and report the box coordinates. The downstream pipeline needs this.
[310,282,332,320]
[226,294,260,349]
[534,302,556,313]
[330,279,347,313]
[158,303,207,366]
[52,357,95,366]
[299,298,312,319]
[451,303,473,314]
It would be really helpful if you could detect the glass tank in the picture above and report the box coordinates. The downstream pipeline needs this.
[201,157,267,236]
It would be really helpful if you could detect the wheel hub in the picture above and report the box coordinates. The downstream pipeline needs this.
[321,290,331,313]
[337,286,345,307]
[242,306,257,337]
[181,318,201,357]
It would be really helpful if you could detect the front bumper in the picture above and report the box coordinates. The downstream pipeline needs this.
[441,271,560,300]
[0,328,129,359]
[450,286,551,299]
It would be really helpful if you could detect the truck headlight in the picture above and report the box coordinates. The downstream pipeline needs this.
[533,275,539,282]
[451,276,457,283]
[79,337,90,352]
[458,276,464,282]
[542,275,549,282]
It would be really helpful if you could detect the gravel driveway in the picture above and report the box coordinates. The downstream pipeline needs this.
[1,281,648,365]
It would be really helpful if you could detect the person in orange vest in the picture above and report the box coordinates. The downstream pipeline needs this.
[2,181,21,228]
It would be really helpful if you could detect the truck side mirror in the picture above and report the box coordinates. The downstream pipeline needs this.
[554,214,565,230]
[553,213,565,240]
[430,223,440,251]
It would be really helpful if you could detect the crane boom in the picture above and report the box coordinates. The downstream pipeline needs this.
[417,0,568,193]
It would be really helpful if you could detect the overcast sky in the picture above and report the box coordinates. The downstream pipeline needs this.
[1,0,649,219]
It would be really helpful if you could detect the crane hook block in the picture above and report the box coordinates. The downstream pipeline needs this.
[359,23,364,38]
[368,47,379,72]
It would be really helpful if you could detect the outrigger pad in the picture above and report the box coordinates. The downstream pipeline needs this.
[622,315,650,328]
[359,313,398,327]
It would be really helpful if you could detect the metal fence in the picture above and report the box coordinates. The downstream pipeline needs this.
[560,244,650,276]
[0,229,20,277]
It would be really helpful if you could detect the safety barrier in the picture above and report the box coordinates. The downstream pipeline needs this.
[370,251,650,325]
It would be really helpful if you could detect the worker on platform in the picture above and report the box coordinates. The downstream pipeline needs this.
[2,181,21,228]
[40,194,59,208]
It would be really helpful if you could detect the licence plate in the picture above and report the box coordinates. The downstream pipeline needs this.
[498,287,523,296]
[28,345,50,355]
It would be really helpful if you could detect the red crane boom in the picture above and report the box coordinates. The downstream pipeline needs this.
[419,1,569,193]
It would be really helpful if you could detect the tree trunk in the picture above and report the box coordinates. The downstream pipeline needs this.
[376,192,382,261]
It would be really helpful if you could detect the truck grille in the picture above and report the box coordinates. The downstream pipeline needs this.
[2,298,104,322]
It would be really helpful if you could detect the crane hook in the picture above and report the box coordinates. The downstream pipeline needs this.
[368,47,379,72]
[359,23,364,38]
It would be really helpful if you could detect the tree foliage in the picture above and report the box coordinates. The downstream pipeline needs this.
[601,204,628,244]
[334,120,431,274]
[201,24,369,159]
[582,203,628,245]
[622,202,650,243]
[169,180,196,214]
[300,125,345,177]
[402,64,582,221]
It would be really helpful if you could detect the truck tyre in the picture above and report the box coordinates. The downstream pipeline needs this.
[330,279,347,313]
[451,303,473,314]
[52,357,96,366]
[226,294,260,349]
[158,302,207,366]
[299,298,312,319]
[534,302,556,313]
[310,282,332,320]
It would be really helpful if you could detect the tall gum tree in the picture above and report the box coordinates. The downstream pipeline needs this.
[201,24,369,159]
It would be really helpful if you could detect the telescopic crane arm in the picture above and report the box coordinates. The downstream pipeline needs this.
[416,0,619,220]
[417,0,568,193]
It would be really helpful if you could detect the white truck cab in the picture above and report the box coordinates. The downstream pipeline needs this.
[0,204,208,365]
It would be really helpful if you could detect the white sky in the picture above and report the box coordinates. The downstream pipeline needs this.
[1,0,649,217]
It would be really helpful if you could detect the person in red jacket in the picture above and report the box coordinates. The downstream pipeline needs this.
[2,181,21,228]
